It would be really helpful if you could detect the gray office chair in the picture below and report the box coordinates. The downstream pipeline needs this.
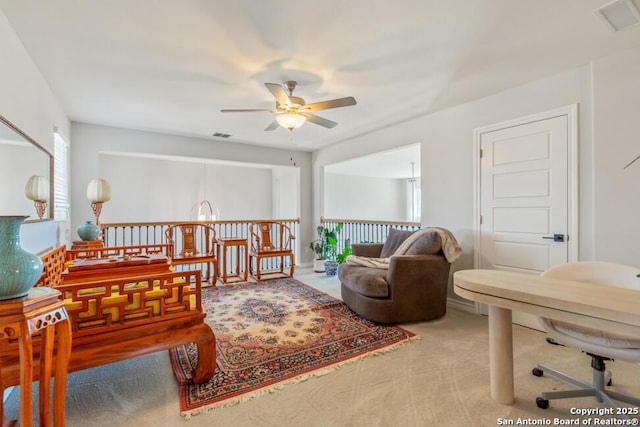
[533,261,640,412]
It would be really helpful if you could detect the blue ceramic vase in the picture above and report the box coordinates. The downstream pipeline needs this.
[77,220,100,241]
[0,216,44,300]
[324,260,339,276]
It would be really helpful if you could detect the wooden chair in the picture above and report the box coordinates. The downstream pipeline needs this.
[165,223,218,284]
[248,221,295,281]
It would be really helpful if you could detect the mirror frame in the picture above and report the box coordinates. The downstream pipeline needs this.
[0,113,54,222]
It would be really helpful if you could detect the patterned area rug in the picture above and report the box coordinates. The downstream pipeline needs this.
[169,278,416,417]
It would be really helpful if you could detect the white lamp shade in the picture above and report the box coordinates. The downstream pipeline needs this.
[196,200,219,221]
[276,113,306,130]
[86,179,112,202]
[24,175,49,201]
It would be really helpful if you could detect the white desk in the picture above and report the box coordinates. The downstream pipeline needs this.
[453,269,640,405]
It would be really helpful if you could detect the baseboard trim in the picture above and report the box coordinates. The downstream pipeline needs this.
[447,297,475,313]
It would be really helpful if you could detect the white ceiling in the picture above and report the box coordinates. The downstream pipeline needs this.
[1,0,640,153]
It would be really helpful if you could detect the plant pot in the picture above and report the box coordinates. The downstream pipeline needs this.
[324,260,339,276]
[0,216,44,300]
[313,258,326,272]
[77,220,100,241]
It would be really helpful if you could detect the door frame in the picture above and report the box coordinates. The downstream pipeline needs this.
[472,105,579,312]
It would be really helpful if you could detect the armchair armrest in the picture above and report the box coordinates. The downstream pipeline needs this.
[352,243,384,258]
[386,254,450,290]
[377,253,451,323]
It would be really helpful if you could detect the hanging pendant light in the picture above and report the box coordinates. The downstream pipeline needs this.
[196,161,219,221]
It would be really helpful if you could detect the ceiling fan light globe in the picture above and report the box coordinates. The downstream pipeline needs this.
[276,113,306,131]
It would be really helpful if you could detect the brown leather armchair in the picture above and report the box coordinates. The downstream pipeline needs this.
[338,228,457,324]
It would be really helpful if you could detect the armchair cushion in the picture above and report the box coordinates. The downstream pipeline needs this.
[403,231,441,255]
[346,230,447,269]
[339,266,389,298]
[352,243,384,258]
[380,229,414,258]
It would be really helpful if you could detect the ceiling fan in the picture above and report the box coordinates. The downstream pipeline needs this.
[221,81,357,131]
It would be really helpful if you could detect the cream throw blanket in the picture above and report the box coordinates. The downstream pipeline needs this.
[345,227,462,269]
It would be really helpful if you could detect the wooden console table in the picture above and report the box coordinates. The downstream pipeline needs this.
[0,287,72,427]
[62,254,171,284]
[453,269,640,405]
[216,237,248,283]
[68,240,105,259]
[70,240,103,250]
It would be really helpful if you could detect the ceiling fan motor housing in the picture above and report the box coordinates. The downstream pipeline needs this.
[282,96,305,110]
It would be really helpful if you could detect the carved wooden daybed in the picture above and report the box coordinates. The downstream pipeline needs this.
[0,245,216,388]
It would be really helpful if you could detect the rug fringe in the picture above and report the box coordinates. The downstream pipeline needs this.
[181,334,420,419]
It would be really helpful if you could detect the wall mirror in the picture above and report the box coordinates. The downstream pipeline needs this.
[0,114,53,222]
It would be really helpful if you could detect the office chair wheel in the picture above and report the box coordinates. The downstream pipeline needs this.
[532,367,544,377]
[536,397,549,409]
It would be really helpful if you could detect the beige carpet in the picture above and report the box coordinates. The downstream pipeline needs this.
[5,268,640,426]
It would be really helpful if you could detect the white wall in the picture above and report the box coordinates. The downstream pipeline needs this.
[324,173,406,221]
[70,123,313,259]
[272,167,300,219]
[0,11,70,253]
[98,154,273,223]
[592,46,640,266]
[314,65,594,300]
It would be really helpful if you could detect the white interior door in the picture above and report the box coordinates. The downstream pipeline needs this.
[477,108,576,329]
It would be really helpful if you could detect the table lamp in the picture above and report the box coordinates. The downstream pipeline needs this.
[24,175,49,219]
[86,178,111,226]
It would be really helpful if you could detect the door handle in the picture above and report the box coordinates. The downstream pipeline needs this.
[542,234,565,242]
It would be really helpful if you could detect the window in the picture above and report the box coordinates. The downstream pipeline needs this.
[53,132,69,220]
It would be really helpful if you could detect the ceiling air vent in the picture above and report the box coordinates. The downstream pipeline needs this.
[213,132,231,138]
[594,0,640,32]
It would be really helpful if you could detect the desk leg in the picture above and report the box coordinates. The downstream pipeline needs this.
[488,305,514,405]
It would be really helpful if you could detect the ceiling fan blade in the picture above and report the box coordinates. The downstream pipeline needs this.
[220,108,275,113]
[300,113,338,128]
[264,120,279,131]
[264,82,291,106]
[300,96,356,112]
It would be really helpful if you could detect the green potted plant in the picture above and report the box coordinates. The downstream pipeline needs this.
[336,239,352,264]
[325,240,353,276]
[324,238,352,276]
[309,236,326,272]
[309,223,347,274]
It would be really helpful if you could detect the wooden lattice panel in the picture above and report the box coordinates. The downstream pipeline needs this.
[56,271,201,337]
[35,245,66,288]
